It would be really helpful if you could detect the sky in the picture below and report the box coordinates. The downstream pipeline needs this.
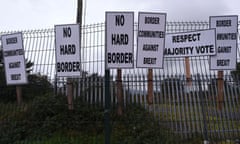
[0,0,239,31]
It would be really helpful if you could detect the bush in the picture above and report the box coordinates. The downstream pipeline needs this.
[22,74,53,101]
[0,94,201,143]
[0,93,104,143]
[111,104,179,144]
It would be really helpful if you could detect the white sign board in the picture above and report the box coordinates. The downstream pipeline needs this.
[210,15,238,70]
[55,24,81,77]
[106,12,134,69]
[1,33,28,85]
[165,29,216,57]
[137,12,166,68]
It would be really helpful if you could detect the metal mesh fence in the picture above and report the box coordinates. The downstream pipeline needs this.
[0,22,239,79]
[0,21,240,143]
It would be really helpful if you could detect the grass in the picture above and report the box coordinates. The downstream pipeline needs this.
[150,103,240,140]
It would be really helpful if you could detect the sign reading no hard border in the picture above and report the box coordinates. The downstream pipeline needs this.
[55,24,81,77]
[137,12,166,68]
[106,12,134,69]
[2,33,28,85]
[210,15,238,70]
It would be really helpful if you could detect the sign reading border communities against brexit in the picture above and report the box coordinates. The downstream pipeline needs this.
[106,12,134,69]
[137,12,166,68]
[55,24,81,77]
[1,33,28,85]
[210,15,238,70]
[164,29,216,57]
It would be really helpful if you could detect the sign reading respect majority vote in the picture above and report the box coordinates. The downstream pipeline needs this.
[164,29,216,57]
[1,33,28,85]
[55,24,81,77]
[136,12,166,68]
[105,12,134,69]
[210,15,238,70]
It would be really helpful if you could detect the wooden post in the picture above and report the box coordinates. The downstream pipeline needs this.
[16,86,22,105]
[185,57,192,86]
[217,71,224,110]
[67,79,73,110]
[117,69,123,115]
[147,69,153,105]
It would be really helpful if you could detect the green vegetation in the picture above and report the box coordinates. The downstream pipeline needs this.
[0,94,103,144]
[0,93,203,144]
[231,62,240,83]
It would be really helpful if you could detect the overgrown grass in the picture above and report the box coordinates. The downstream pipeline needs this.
[0,93,202,144]
[152,103,240,135]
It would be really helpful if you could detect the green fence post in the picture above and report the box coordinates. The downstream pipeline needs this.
[197,74,208,142]
[105,69,111,144]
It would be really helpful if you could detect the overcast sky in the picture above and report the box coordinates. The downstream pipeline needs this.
[0,0,239,31]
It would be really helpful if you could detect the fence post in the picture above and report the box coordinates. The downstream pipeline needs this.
[197,74,208,141]
[16,86,22,105]
[117,69,123,115]
[67,79,73,110]
[105,69,111,144]
[185,57,192,86]
[217,71,224,110]
[147,69,153,105]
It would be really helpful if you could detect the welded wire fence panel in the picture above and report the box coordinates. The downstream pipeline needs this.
[24,29,56,79]
[0,21,239,80]
[120,74,240,141]
[0,21,240,142]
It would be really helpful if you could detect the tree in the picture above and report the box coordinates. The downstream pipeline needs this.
[231,62,240,84]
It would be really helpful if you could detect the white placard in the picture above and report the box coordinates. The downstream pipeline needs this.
[136,12,166,68]
[55,24,81,77]
[165,29,216,57]
[105,12,134,69]
[1,33,28,85]
[210,15,238,70]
